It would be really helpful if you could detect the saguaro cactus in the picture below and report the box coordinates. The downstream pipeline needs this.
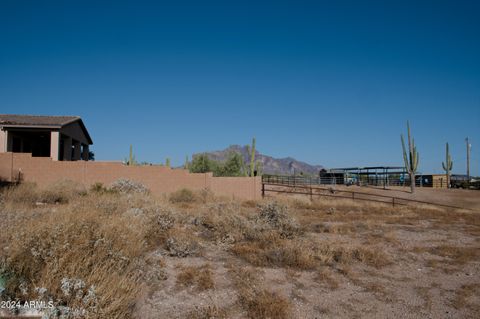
[165,158,171,168]
[249,137,256,177]
[401,121,419,193]
[256,159,263,176]
[184,155,189,170]
[442,142,453,187]
[128,145,136,166]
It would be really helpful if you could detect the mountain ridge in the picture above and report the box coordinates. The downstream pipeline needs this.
[193,145,324,176]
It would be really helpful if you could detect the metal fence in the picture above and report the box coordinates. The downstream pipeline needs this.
[262,174,409,187]
[262,174,453,188]
[261,174,469,210]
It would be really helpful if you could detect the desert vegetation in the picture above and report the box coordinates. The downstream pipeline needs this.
[0,180,479,318]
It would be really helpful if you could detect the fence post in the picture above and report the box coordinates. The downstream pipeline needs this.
[392,197,395,207]
[262,183,265,198]
[310,186,313,201]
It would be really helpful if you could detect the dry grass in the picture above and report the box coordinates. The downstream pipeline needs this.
[314,268,339,289]
[229,267,292,319]
[232,237,390,269]
[169,188,197,204]
[412,244,480,267]
[176,264,214,291]
[2,182,479,318]
[2,180,86,207]
[0,182,172,318]
[452,284,480,311]
[232,238,317,270]
[429,245,479,265]
[186,305,228,319]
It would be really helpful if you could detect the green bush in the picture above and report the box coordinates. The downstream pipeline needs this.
[189,154,217,173]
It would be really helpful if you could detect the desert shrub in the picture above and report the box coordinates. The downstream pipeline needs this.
[39,180,87,204]
[142,206,176,247]
[242,289,291,319]
[0,191,149,318]
[169,188,197,203]
[2,182,39,206]
[165,230,201,257]
[230,267,291,319]
[314,244,390,268]
[176,264,214,291]
[232,235,389,270]
[195,202,300,248]
[151,211,175,231]
[198,188,215,203]
[89,182,112,194]
[109,178,149,194]
[256,202,301,239]
[196,204,252,244]
[232,239,317,270]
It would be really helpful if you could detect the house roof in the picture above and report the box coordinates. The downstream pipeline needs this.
[0,114,93,144]
[0,114,80,126]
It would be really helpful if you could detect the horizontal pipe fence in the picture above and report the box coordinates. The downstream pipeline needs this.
[261,174,450,188]
[261,174,469,210]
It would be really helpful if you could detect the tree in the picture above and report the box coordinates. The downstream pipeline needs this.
[401,121,419,193]
[189,154,215,173]
[216,152,244,177]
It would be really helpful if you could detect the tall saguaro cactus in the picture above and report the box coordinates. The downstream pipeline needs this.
[128,145,136,166]
[165,158,171,168]
[401,121,419,193]
[184,155,189,170]
[442,142,453,187]
[249,137,256,177]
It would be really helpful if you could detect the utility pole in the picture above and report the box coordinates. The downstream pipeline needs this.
[466,137,471,180]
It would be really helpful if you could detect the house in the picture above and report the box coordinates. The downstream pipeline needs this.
[0,114,93,161]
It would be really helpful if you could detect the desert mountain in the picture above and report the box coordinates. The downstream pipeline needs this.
[193,145,324,176]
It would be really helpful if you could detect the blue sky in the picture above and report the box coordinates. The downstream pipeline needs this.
[1,0,479,175]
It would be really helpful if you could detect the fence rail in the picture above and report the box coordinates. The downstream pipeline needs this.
[261,174,450,188]
[261,174,470,210]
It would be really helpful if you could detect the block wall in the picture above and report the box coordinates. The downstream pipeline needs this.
[0,153,261,200]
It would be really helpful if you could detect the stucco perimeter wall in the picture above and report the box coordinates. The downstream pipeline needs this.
[210,176,261,201]
[0,153,262,200]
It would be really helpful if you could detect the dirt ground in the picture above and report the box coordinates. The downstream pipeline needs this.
[1,183,479,319]
[136,193,480,319]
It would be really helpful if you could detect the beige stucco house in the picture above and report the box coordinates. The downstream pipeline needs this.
[0,114,93,161]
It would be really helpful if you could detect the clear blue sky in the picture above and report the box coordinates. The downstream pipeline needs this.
[1,1,479,175]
